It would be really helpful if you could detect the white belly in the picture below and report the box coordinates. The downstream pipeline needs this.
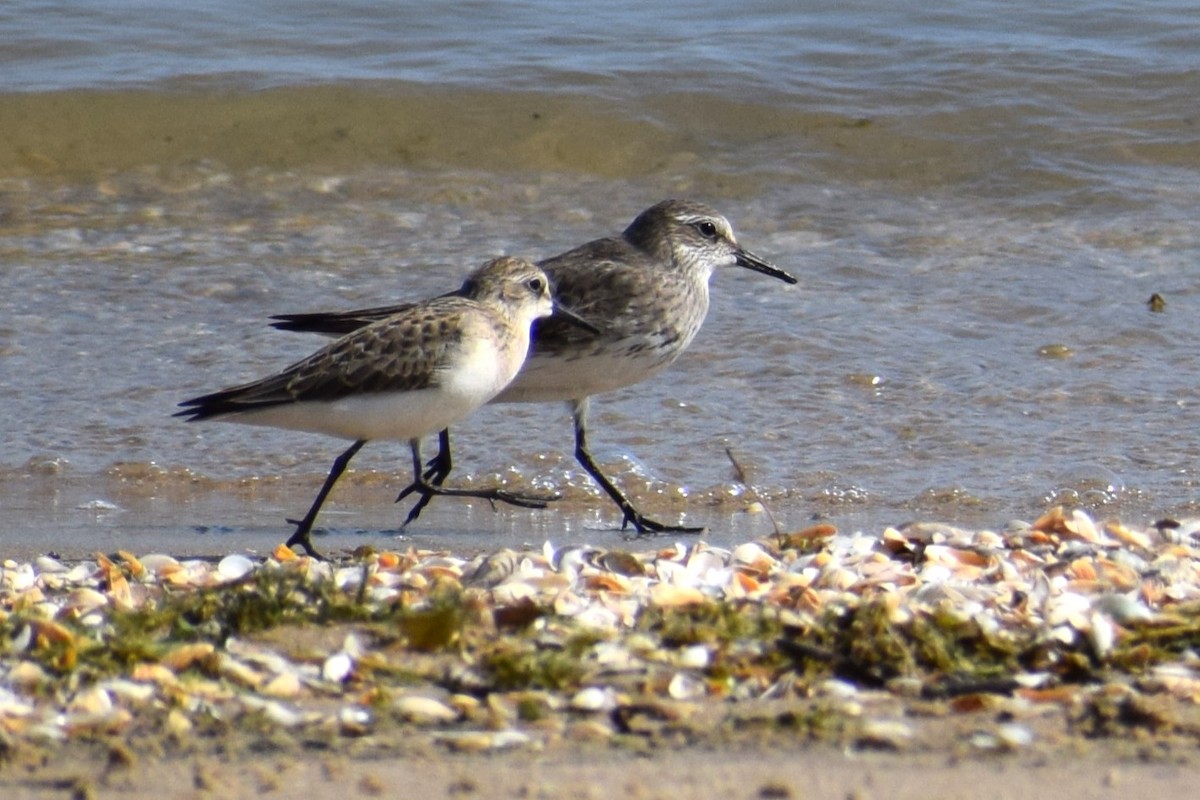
[222,336,515,440]
[494,338,683,404]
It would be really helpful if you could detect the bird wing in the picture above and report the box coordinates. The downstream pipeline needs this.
[269,301,422,336]
[178,302,470,420]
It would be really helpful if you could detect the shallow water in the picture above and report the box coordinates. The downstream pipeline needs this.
[2,2,1200,555]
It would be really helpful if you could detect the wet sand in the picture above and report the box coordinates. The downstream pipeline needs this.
[2,743,1190,800]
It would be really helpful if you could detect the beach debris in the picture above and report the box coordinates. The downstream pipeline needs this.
[2,506,1200,754]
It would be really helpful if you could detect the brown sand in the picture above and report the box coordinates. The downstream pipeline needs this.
[0,741,1192,800]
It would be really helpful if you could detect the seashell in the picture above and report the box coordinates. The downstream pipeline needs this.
[0,687,36,718]
[6,661,49,690]
[547,544,593,577]
[63,707,133,736]
[341,631,367,659]
[68,686,113,715]
[166,708,193,736]
[99,679,156,704]
[676,644,710,670]
[1050,626,1078,645]
[25,722,68,742]
[420,565,465,586]
[667,671,706,700]
[334,565,365,592]
[217,554,255,582]
[376,551,403,570]
[63,587,108,616]
[583,572,632,594]
[570,686,617,713]
[1093,594,1154,625]
[732,542,773,570]
[65,561,98,583]
[729,571,762,596]
[1063,509,1108,544]
[261,672,304,698]
[33,556,68,574]
[923,544,987,568]
[856,719,914,750]
[130,663,179,686]
[684,548,730,583]
[880,527,912,554]
[1044,592,1091,629]
[652,558,688,585]
[338,706,372,735]
[1087,612,1116,659]
[322,651,354,684]
[162,642,216,673]
[448,694,482,717]
[595,550,646,576]
[817,565,859,592]
[251,698,306,728]
[491,581,538,604]
[649,583,706,608]
[5,564,38,593]
[818,679,860,699]
[435,729,534,753]
[105,571,134,609]
[137,553,180,576]
[115,550,145,579]
[1142,666,1200,701]
[590,642,640,671]
[272,542,298,561]
[394,695,458,725]
[984,723,1034,750]
[225,638,291,673]
[1106,521,1153,551]
[973,529,1004,550]
[567,719,614,741]
[217,655,264,689]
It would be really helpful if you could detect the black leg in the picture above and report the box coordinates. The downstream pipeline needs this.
[284,439,367,558]
[422,428,453,483]
[395,437,560,526]
[397,428,453,524]
[570,399,703,536]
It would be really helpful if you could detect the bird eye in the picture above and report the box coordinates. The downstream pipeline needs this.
[527,277,545,293]
[694,220,719,239]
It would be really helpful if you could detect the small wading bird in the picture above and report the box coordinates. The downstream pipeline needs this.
[176,256,596,558]
[271,200,797,534]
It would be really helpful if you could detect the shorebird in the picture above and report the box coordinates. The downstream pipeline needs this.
[177,256,594,557]
[271,200,797,534]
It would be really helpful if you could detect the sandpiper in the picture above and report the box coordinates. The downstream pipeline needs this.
[177,256,594,558]
[271,200,797,534]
